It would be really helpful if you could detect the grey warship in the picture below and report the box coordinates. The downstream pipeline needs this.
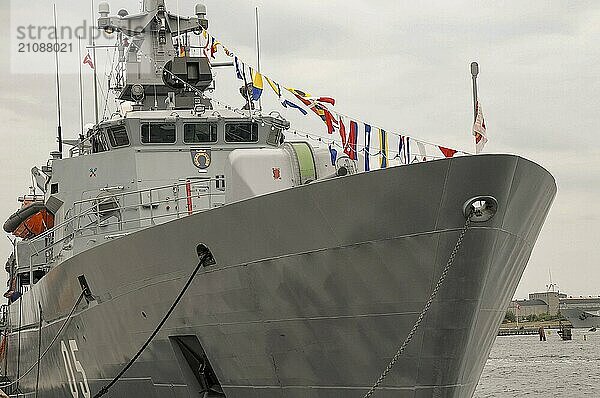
[560,298,600,329]
[0,1,557,397]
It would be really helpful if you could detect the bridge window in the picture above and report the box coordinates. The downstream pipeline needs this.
[107,126,130,147]
[141,123,176,144]
[225,123,259,143]
[184,123,218,143]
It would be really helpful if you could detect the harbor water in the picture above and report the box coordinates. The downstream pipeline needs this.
[474,329,600,397]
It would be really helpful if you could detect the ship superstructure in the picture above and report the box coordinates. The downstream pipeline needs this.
[4,0,346,291]
[0,1,557,397]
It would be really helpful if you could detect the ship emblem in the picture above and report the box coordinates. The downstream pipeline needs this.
[191,149,211,169]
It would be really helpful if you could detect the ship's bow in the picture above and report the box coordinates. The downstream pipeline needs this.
[188,154,556,398]
[413,154,557,397]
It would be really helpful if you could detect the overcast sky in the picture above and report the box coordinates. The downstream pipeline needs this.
[0,0,599,299]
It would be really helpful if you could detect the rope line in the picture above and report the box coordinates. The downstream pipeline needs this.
[129,41,466,163]
[196,27,472,155]
[14,294,22,394]
[34,304,42,398]
[363,210,474,398]
[0,291,85,390]
[93,252,211,397]
[125,40,470,158]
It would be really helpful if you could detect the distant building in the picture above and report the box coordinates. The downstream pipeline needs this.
[529,291,566,315]
[508,299,548,318]
[507,291,567,318]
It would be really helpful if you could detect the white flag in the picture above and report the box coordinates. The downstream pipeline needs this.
[473,101,487,154]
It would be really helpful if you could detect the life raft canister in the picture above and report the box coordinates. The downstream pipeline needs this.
[3,201,55,239]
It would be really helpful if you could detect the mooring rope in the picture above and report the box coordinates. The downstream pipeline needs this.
[363,210,474,398]
[93,252,211,398]
[0,291,85,390]
[14,296,22,395]
[34,303,42,398]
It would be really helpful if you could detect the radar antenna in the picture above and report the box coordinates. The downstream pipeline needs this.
[546,269,559,293]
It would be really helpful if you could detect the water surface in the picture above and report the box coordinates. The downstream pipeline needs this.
[474,329,600,397]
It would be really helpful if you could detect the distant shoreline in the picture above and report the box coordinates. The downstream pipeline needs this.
[500,320,573,330]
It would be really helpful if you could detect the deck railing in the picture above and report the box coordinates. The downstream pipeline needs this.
[23,179,225,276]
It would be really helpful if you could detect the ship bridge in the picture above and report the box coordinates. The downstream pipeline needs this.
[9,108,290,285]
[82,109,289,156]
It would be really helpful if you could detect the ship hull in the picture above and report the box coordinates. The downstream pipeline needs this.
[3,154,556,398]
[561,308,600,329]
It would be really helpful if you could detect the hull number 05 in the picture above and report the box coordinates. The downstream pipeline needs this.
[61,339,91,398]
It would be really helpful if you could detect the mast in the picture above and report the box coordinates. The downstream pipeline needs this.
[176,0,181,54]
[53,4,63,158]
[78,36,85,135]
[255,7,262,112]
[97,1,212,111]
[92,0,100,124]
[470,61,479,121]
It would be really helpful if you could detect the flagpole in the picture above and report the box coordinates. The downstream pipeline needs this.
[255,7,262,112]
[78,36,85,135]
[53,4,63,158]
[91,0,100,124]
[470,61,479,121]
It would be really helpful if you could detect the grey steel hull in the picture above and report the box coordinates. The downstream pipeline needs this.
[3,154,556,398]
[561,308,600,329]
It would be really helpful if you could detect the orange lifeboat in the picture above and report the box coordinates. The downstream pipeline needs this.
[3,199,54,240]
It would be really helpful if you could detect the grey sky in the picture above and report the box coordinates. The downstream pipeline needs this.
[0,0,599,298]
